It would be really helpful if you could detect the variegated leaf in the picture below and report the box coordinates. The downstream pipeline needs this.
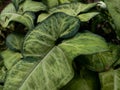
[4,13,108,90]
[6,32,24,52]
[1,49,22,70]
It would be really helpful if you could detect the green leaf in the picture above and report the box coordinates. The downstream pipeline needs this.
[61,68,99,90]
[4,12,79,90]
[37,2,98,22]
[19,0,47,13]
[0,12,35,30]
[77,44,120,72]
[1,49,22,70]
[49,2,97,16]
[104,0,120,39]
[99,69,120,90]
[23,12,80,58]
[4,13,108,90]
[0,3,16,26]
[6,32,24,52]
[37,13,50,23]
[59,32,108,61]
[4,48,74,90]
[78,12,99,22]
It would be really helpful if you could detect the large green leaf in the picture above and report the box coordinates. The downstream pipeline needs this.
[1,49,22,70]
[6,32,24,52]
[37,2,98,23]
[23,12,80,58]
[49,2,97,16]
[4,47,74,90]
[76,44,120,72]
[59,31,108,61]
[104,0,120,39]
[4,13,108,90]
[99,69,120,90]
[0,12,35,30]
[61,68,99,90]
[19,0,47,13]
[4,12,80,90]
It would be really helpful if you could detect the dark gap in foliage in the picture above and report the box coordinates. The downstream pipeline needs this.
[55,38,63,45]
[34,11,48,25]
[114,65,120,70]
[0,82,4,86]
[14,22,28,35]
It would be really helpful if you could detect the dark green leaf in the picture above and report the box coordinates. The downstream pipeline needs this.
[6,33,24,52]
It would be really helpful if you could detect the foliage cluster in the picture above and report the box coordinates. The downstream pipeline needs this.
[0,0,120,90]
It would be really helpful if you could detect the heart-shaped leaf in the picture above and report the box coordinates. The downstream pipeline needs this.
[6,32,24,52]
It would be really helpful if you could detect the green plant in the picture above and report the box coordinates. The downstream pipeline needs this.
[0,0,120,90]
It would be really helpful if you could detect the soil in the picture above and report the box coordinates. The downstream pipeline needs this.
[0,0,11,12]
